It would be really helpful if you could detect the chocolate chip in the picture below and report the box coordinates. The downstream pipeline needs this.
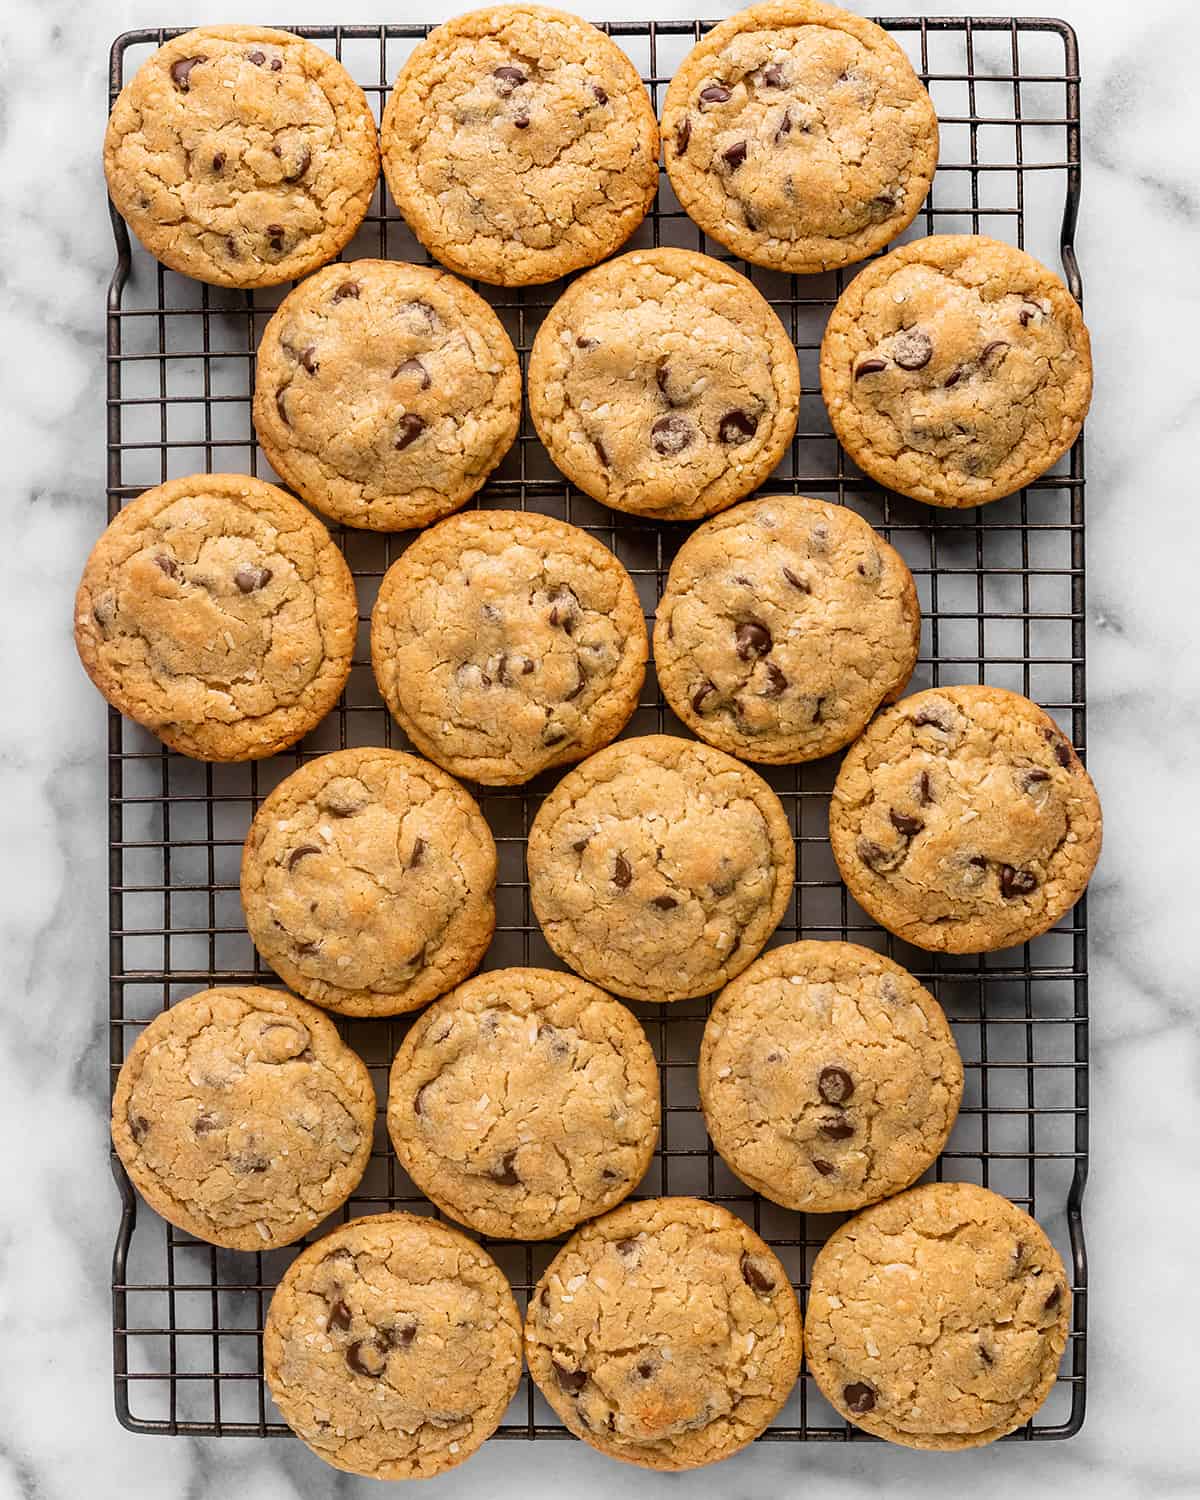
[722,140,748,171]
[296,344,319,376]
[718,408,758,445]
[675,117,692,156]
[413,1083,429,1116]
[651,413,694,455]
[571,836,589,853]
[1019,301,1043,327]
[1044,1284,1062,1310]
[982,340,1010,364]
[593,437,610,469]
[692,680,716,713]
[980,1342,995,1366]
[818,1066,854,1104]
[760,63,786,88]
[913,705,953,731]
[408,836,426,871]
[613,853,632,889]
[763,662,788,698]
[393,357,431,391]
[548,586,578,632]
[212,152,226,172]
[553,1361,587,1395]
[247,50,266,65]
[652,894,678,910]
[127,1112,150,1143]
[235,564,271,593]
[395,413,426,450]
[274,385,291,424]
[513,109,531,129]
[636,1361,654,1379]
[1045,729,1073,767]
[735,619,772,660]
[854,357,887,379]
[742,202,759,231]
[889,809,924,837]
[270,57,283,71]
[493,65,527,92]
[740,1253,776,1294]
[945,366,965,388]
[332,281,360,302]
[1019,767,1051,793]
[391,1321,417,1348]
[820,1119,855,1140]
[783,565,810,593]
[564,661,587,702]
[226,236,238,258]
[774,108,792,143]
[328,1299,352,1332]
[655,360,677,404]
[616,1237,639,1259]
[346,1341,387,1378]
[266,223,285,253]
[856,837,900,873]
[542,724,568,747]
[699,83,731,106]
[283,146,311,182]
[170,56,206,91]
[490,1151,520,1186]
[843,1382,876,1415]
[592,83,608,104]
[812,1158,835,1176]
[917,770,934,805]
[1000,865,1038,898]
[286,844,321,872]
[893,330,933,370]
[153,554,180,579]
[193,1110,218,1136]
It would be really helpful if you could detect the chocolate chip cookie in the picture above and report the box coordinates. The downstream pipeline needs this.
[821,235,1093,506]
[527,735,795,1003]
[381,6,659,286]
[654,495,919,763]
[525,1196,802,1469]
[264,1212,522,1478]
[388,968,659,1239]
[662,2,937,274]
[830,685,1102,953]
[74,474,357,761]
[371,510,647,786]
[104,26,378,288]
[253,260,521,532]
[699,942,962,1213]
[111,986,374,1250]
[806,1182,1071,1448]
[241,748,496,1016]
[528,248,800,520]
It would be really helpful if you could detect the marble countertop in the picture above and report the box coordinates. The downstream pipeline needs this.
[3,0,1196,1495]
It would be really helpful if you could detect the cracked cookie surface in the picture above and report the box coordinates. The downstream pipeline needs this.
[74,473,357,761]
[830,685,1102,953]
[254,261,521,531]
[529,248,800,520]
[371,510,647,785]
[654,495,919,762]
[806,1181,1071,1448]
[525,1195,802,1469]
[111,986,374,1250]
[241,747,496,1016]
[381,5,659,286]
[699,942,962,1212]
[104,26,378,288]
[527,735,794,1002]
[821,235,1093,506]
[388,967,659,1238]
[662,1,937,274]
[264,1212,522,1478]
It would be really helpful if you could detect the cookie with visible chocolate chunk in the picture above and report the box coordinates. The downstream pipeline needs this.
[806,1182,1071,1448]
[240,747,496,1016]
[104,26,378,288]
[264,1212,522,1478]
[654,495,919,762]
[820,235,1093,506]
[662,1,937,274]
[528,248,800,520]
[371,509,647,785]
[381,6,659,286]
[829,685,1102,953]
[253,261,521,532]
[111,986,374,1250]
[525,1195,803,1469]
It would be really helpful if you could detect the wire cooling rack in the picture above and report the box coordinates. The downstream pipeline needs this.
[106,16,1089,1445]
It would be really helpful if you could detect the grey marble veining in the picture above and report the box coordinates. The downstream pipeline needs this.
[1,0,1197,1496]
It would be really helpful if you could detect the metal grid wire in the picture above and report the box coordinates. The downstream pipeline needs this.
[106,16,1088,1444]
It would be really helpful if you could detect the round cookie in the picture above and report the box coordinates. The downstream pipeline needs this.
[264,1212,522,1479]
[699,942,962,1213]
[527,735,795,1003]
[104,26,378,288]
[387,968,659,1239]
[525,1196,802,1470]
[381,6,659,286]
[661,2,937,274]
[253,261,521,532]
[74,474,357,762]
[654,495,919,763]
[111,987,374,1251]
[820,235,1093,507]
[806,1182,1071,1448]
[829,685,1102,954]
[371,510,647,785]
[240,748,496,1016]
[528,248,800,520]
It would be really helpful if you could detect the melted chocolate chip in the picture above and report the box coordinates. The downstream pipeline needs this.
[247,50,266,65]
[548,587,578,632]
[413,1083,429,1116]
[553,1361,588,1395]
[193,1110,218,1136]
[394,357,431,389]
[592,436,610,469]
[889,809,925,837]
[722,140,748,171]
[893,330,933,370]
[274,385,291,425]
[760,63,786,88]
[913,705,953,731]
[718,408,758,445]
[283,146,311,182]
[818,1066,854,1105]
[980,1342,995,1366]
[775,108,793,143]
[270,57,283,71]
[735,619,772,660]
[153,554,180,579]
[615,1237,638,1259]
[328,1299,352,1332]
[763,662,788,698]
[392,1321,417,1348]
[235,564,271,594]
[855,357,887,379]
[490,1151,520,1186]
[655,360,679,405]
[543,724,569,747]
[652,894,678,910]
[740,1253,776,1294]
[592,84,608,104]
[675,117,692,156]
[982,339,1010,364]
[266,224,285,253]
[783,565,810,593]
[636,1361,654,1379]
[820,1119,855,1140]
[1000,865,1039,898]
[857,837,900,873]
[346,1340,388,1378]
[843,1382,876,1414]
[572,836,590,853]
[127,1112,150,1143]
[408,836,426,871]
[945,366,965,388]
[170,56,206,92]
[395,413,426,450]
[812,1157,835,1176]
[651,413,694,456]
[212,152,226,172]
[917,770,934,805]
[493,65,528,92]
[692,680,716,713]
[1044,1284,1063,1310]
[1019,301,1043,327]
[513,109,531,129]
[332,281,360,302]
[700,82,731,106]
[1049,732,1073,767]
[1019,767,1051,793]
[286,844,322,873]
[613,853,632,889]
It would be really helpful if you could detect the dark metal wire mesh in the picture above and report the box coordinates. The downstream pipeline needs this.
[106,16,1088,1444]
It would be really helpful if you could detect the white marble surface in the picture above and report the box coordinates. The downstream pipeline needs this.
[2,0,1197,1496]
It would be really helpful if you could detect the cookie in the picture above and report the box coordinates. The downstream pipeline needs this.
[111,987,374,1251]
[240,748,496,1016]
[661,2,937,274]
[654,495,919,763]
[528,248,800,520]
[104,26,378,288]
[820,235,1093,506]
[527,735,794,1003]
[830,685,1102,953]
[371,510,647,785]
[264,1212,522,1478]
[525,1196,802,1469]
[699,942,962,1213]
[387,968,659,1239]
[806,1182,1071,1448]
[253,261,521,532]
[74,473,357,761]
[381,6,659,286]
